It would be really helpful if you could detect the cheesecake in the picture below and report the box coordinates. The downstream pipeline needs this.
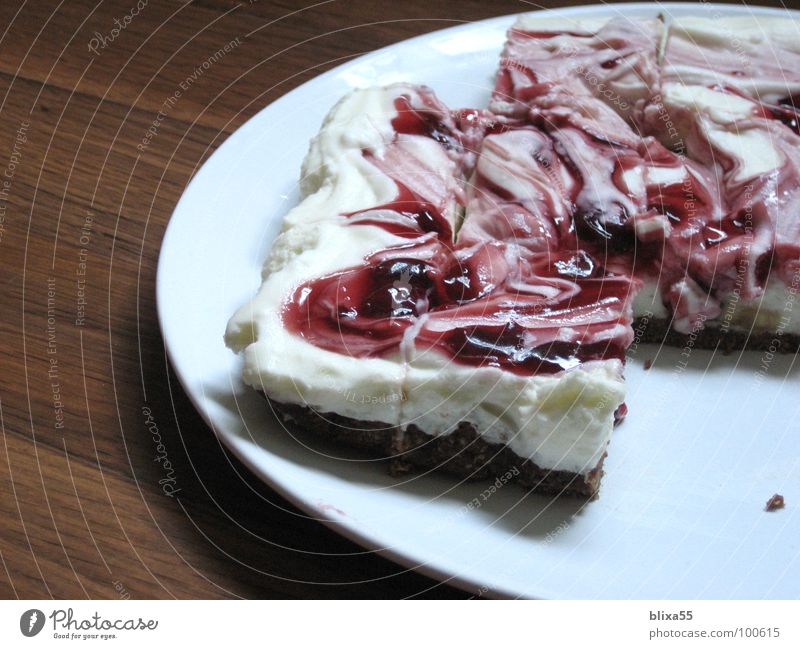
[227,14,800,500]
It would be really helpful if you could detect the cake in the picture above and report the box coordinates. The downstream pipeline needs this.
[226,14,800,499]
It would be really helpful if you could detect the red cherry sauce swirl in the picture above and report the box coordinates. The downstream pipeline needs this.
[417,250,631,375]
[283,237,632,375]
[390,95,459,150]
[432,325,626,375]
[345,181,453,241]
[283,253,435,358]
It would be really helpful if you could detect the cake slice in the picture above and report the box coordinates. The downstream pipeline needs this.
[225,84,471,430]
[638,16,800,344]
[394,122,637,496]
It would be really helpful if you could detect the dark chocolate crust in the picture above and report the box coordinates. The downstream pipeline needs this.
[271,398,604,499]
[634,317,800,354]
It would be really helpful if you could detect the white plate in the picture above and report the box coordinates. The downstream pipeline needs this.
[157,2,800,598]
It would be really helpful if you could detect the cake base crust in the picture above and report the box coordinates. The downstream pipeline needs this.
[270,398,604,500]
[634,318,800,353]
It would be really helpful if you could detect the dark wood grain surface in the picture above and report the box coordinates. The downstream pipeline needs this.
[1,0,796,600]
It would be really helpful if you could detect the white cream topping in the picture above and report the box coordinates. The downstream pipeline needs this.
[283,89,399,230]
[476,134,545,203]
[473,128,572,222]
[706,126,784,182]
[661,83,756,123]
[299,88,398,198]
[512,16,609,34]
[664,16,800,104]
[660,82,784,182]
[505,15,663,122]
[632,279,669,320]
[401,346,625,474]
[633,212,672,240]
[226,86,423,422]
[670,16,800,54]
[645,164,687,186]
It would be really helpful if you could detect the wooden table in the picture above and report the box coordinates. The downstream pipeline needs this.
[1,0,794,600]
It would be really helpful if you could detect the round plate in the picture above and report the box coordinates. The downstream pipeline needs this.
[157,2,800,598]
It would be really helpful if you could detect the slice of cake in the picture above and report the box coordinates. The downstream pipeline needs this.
[641,16,800,345]
[398,121,638,495]
[225,84,468,431]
